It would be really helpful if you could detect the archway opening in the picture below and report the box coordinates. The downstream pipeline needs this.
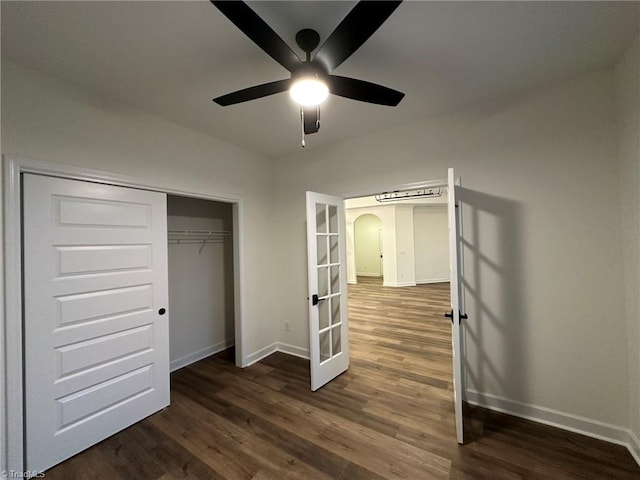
[353,213,383,280]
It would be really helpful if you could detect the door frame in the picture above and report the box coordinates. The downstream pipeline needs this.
[341,174,465,430]
[2,155,247,473]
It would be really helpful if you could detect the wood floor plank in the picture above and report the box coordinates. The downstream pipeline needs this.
[43,276,639,479]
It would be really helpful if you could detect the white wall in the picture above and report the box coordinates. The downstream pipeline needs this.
[167,196,235,370]
[394,205,416,287]
[354,214,382,276]
[1,61,278,365]
[347,203,450,286]
[345,206,397,285]
[273,69,629,437]
[616,34,640,457]
[414,206,449,283]
[346,204,418,287]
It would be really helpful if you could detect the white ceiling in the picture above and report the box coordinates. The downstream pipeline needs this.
[2,1,638,159]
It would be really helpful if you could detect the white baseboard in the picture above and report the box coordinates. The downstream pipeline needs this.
[356,273,382,277]
[246,342,310,367]
[416,277,450,284]
[466,389,632,449]
[245,342,278,367]
[277,342,310,360]
[629,430,640,466]
[383,281,417,287]
[170,339,235,372]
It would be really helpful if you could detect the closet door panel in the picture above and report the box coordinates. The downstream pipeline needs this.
[23,174,170,473]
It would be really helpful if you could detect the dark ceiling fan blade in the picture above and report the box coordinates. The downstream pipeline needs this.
[327,75,404,106]
[314,1,402,72]
[211,1,302,72]
[213,79,291,106]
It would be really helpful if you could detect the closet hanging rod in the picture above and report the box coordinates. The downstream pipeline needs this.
[167,229,230,236]
[168,239,225,244]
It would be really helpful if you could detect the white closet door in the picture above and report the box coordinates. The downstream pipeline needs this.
[23,174,170,472]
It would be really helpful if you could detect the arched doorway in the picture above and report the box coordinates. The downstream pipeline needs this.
[353,213,383,279]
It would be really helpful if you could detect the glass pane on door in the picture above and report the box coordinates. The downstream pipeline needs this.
[318,266,328,297]
[329,235,339,263]
[330,265,340,294]
[317,236,328,265]
[328,205,338,233]
[331,297,341,325]
[316,204,327,233]
[332,326,342,355]
[320,330,330,362]
[319,298,329,330]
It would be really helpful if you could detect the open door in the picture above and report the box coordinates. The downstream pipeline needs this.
[305,192,349,391]
[447,168,466,443]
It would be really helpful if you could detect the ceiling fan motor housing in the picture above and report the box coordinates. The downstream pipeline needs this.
[295,28,321,57]
[291,61,328,83]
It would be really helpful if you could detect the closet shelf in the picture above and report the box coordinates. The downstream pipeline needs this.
[168,229,230,237]
[168,229,230,249]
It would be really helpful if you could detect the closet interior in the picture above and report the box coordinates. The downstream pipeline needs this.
[167,194,235,371]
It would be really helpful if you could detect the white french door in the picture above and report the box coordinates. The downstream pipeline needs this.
[305,192,349,391]
[23,174,170,472]
[447,167,465,444]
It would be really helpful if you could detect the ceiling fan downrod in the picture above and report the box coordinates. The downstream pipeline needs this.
[300,107,306,148]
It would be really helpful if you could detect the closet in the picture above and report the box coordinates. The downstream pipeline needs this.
[167,195,235,371]
[14,166,240,474]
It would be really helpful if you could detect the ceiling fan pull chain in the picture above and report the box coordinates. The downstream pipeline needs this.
[300,106,306,148]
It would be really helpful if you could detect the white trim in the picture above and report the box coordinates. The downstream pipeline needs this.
[382,281,417,287]
[4,157,24,472]
[246,343,311,368]
[347,280,357,285]
[355,272,382,277]
[169,340,235,372]
[6,155,242,202]
[246,343,278,367]
[466,389,631,446]
[2,154,248,474]
[0,155,4,478]
[277,342,310,360]
[416,277,450,284]
[232,201,245,367]
[629,430,640,466]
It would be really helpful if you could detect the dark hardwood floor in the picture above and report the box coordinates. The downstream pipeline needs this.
[46,276,639,479]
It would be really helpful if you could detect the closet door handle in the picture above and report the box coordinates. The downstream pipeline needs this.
[158,308,166,315]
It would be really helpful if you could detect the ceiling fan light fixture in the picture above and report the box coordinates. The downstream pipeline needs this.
[290,77,329,106]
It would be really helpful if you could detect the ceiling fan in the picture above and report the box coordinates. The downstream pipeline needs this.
[210,0,404,145]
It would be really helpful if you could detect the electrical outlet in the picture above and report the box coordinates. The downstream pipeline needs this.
[284,321,290,332]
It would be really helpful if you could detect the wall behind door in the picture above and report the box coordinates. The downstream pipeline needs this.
[354,214,382,276]
[414,206,449,283]
[167,195,234,370]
